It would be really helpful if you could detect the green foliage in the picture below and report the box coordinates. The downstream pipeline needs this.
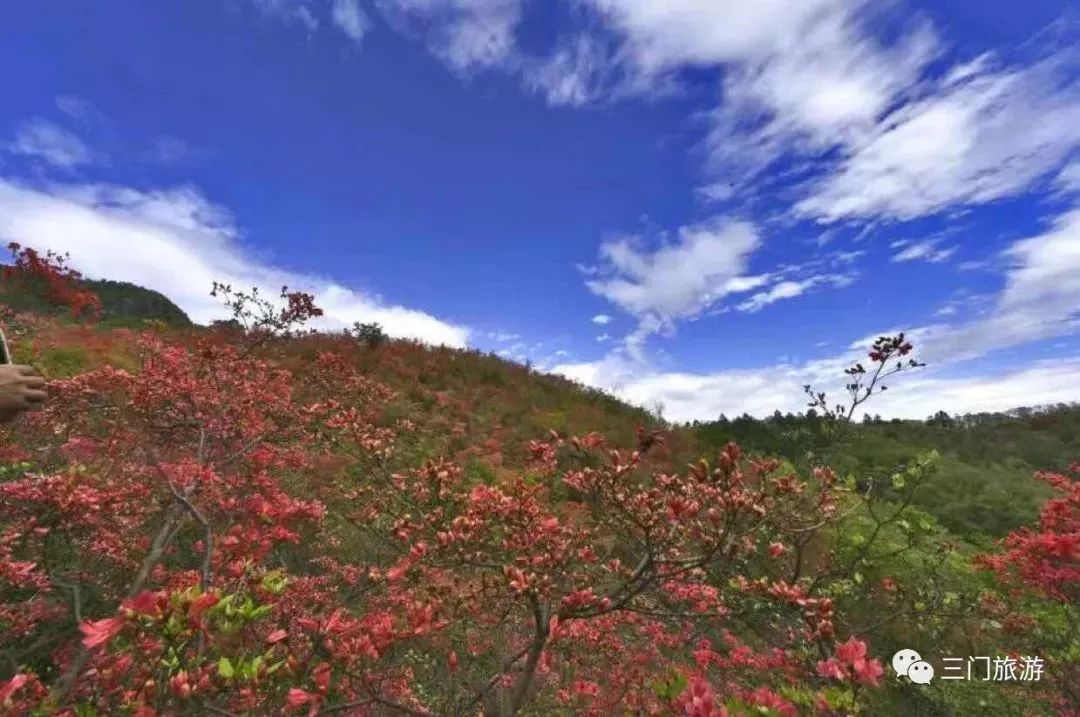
[0,273,191,326]
[351,321,387,347]
[84,279,192,326]
[695,406,1077,539]
[34,345,89,377]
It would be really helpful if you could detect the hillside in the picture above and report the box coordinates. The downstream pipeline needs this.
[0,264,1076,716]
[694,407,1080,539]
[11,310,672,470]
[83,278,193,326]
[11,273,1076,541]
[0,268,192,327]
[27,271,1069,545]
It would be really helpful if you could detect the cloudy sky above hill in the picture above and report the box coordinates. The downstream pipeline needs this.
[1,1,1077,420]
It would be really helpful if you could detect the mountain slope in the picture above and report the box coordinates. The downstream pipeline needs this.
[0,271,192,326]
[5,273,1075,541]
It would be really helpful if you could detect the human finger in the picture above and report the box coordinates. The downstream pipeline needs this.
[22,388,47,403]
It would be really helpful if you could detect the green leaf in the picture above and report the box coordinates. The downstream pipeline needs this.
[261,570,289,595]
[250,604,272,620]
[218,657,235,679]
[651,670,687,700]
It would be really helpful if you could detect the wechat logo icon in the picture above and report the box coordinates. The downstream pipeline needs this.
[892,648,934,684]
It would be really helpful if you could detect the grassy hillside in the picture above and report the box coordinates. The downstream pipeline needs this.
[15,315,675,474]
[9,267,1074,546]
[1,274,1075,716]
[12,274,1074,543]
[0,271,192,326]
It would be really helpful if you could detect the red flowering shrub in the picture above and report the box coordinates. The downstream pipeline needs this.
[0,245,945,715]
[3,243,103,320]
[975,463,1080,715]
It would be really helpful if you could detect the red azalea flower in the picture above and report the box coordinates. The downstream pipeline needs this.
[80,616,125,649]
[266,629,288,645]
[817,658,846,681]
[0,674,29,704]
[835,636,867,664]
[853,657,885,687]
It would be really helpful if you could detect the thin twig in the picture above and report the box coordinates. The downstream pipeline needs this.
[165,477,213,590]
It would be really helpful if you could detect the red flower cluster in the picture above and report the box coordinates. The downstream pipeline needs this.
[0,244,920,715]
[4,242,102,319]
[976,465,1080,602]
[817,637,885,687]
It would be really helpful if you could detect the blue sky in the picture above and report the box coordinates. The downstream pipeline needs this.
[0,1,1078,421]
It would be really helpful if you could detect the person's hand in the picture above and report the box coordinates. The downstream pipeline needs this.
[0,365,47,423]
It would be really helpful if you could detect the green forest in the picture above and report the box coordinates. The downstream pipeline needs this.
[694,405,1079,541]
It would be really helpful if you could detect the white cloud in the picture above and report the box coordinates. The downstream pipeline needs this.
[1056,161,1080,195]
[250,0,320,33]
[548,2,1076,225]
[580,219,764,361]
[351,0,1074,227]
[829,249,865,264]
[890,208,1080,365]
[737,280,813,313]
[556,203,1080,421]
[554,353,1080,422]
[591,314,613,325]
[331,0,370,42]
[487,331,520,342]
[54,96,96,122]
[523,34,613,106]
[376,0,523,72]
[707,10,938,183]
[580,1,938,179]
[722,273,772,293]
[797,51,1080,222]
[8,119,94,169]
[249,0,370,43]
[584,0,851,72]
[0,178,469,347]
[735,274,853,313]
[891,239,957,263]
[584,219,759,323]
[871,359,1080,417]
[580,217,862,361]
[697,182,736,203]
[999,207,1080,314]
